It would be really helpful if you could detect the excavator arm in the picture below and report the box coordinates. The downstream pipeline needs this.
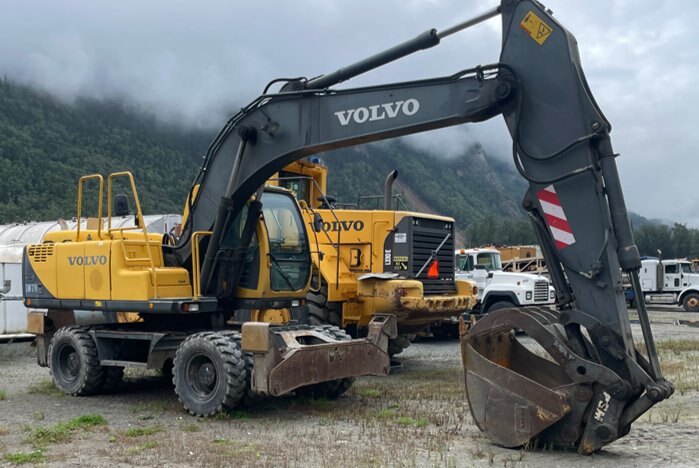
[172,0,671,452]
[175,66,512,293]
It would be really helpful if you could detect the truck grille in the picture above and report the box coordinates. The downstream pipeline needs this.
[411,219,455,295]
[534,280,549,302]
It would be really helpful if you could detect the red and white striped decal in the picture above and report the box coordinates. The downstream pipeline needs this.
[536,185,576,249]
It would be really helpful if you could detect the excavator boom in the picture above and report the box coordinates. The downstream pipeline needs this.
[170,0,671,452]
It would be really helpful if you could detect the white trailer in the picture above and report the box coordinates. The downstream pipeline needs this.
[455,247,555,314]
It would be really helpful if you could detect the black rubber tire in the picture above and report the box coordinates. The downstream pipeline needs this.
[101,367,125,393]
[682,293,699,312]
[295,325,355,399]
[48,326,105,396]
[161,359,174,383]
[219,331,262,406]
[173,331,247,416]
[307,281,411,357]
[485,300,516,314]
[387,334,416,357]
[306,283,342,327]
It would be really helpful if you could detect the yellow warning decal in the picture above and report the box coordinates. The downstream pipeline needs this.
[520,10,553,45]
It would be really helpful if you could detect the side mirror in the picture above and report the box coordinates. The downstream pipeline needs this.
[114,193,130,217]
[313,213,324,233]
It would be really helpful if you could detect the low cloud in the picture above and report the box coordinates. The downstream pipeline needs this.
[0,0,696,225]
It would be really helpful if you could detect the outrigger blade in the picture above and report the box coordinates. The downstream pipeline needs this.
[460,306,672,455]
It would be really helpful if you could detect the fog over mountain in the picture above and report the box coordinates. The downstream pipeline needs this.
[0,0,696,225]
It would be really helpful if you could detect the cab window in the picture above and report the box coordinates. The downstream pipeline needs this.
[261,192,311,291]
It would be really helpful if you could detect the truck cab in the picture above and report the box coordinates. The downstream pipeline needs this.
[455,247,555,314]
[631,258,699,311]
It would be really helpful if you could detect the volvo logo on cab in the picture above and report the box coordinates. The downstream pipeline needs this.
[334,99,420,126]
[68,255,108,266]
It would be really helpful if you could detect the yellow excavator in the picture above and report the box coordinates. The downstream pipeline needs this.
[269,159,477,355]
[25,172,397,415]
[25,0,673,453]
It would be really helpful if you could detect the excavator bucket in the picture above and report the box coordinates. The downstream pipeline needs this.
[460,307,647,454]
[461,308,577,448]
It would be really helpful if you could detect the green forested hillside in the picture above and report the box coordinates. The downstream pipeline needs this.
[319,141,526,230]
[0,79,212,221]
[4,80,692,255]
[0,80,527,240]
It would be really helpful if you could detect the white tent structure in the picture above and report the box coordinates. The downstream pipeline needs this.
[0,214,181,338]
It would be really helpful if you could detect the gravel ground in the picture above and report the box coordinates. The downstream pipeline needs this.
[0,307,698,467]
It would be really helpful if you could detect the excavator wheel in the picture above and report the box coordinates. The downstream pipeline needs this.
[307,282,413,357]
[173,331,247,416]
[101,366,125,393]
[306,284,343,327]
[294,325,355,399]
[48,326,105,396]
[219,331,265,406]
[387,334,415,356]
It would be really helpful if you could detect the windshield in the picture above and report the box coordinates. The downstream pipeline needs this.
[262,192,311,291]
[681,263,693,274]
[456,254,473,272]
[278,171,311,205]
[476,253,502,272]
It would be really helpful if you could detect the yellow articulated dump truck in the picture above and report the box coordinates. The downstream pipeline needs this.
[269,159,478,355]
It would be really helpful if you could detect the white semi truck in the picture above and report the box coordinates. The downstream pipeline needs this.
[626,258,699,312]
[455,247,555,314]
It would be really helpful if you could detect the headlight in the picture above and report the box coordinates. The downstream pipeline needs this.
[526,291,532,301]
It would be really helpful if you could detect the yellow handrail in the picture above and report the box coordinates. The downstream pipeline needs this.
[191,231,212,298]
[107,171,159,298]
[76,174,104,240]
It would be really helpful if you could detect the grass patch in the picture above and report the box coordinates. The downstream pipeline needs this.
[657,340,699,354]
[63,414,107,430]
[124,425,162,437]
[213,409,252,421]
[27,379,64,397]
[127,441,158,454]
[374,407,398,419]
[181,422,200,432]
[29,414,107,448]
[295,397,333,411]
[3,450,46,465]
[395,416,429,427]
[0,389,6,401]
[356,387,382,398]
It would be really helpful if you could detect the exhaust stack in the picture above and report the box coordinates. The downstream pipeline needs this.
[384,170,398,210]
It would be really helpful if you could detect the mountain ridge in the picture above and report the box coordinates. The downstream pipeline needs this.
[0,80,673,251]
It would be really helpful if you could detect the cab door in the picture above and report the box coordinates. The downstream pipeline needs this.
[664,263,682,291]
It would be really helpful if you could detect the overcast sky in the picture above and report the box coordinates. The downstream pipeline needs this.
[0,0,696,225]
